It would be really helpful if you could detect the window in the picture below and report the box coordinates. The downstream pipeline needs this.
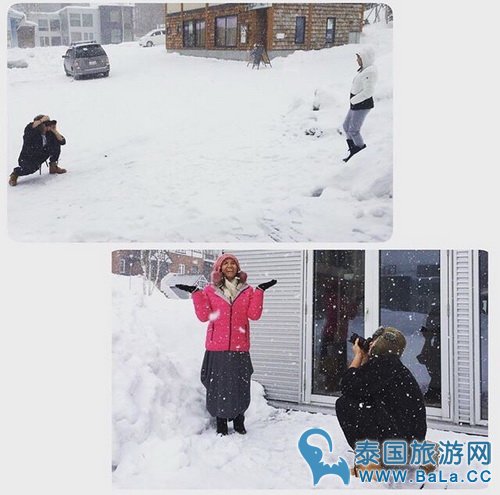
[50,19,60,31]
[40,36,50,46]
[295,16,306,44]
[183,20,195,47]
[111,29,122,43]
[215,15,237,47]
[38,19,49,31]
[70,13,81,27]
[119,259,126,274]
[82,14,93,28]
[110,10,121,23]
[196,20,206,47]
[83,32,94,41]
[379,251,442,407]
[51,36,62,46]
[326,17,336,44]
[75,44,106,57]
[479,251,488,420]
[184,20,205,47]
[312,251,365,396]
[71,32,82,42]
[179,264,186,275]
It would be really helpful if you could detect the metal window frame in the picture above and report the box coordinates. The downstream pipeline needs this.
[472,251,488,426]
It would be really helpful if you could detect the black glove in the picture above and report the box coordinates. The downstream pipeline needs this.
[175,284,198,294]
[257,279,277,291]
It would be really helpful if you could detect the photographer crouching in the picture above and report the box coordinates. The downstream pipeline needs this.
[335,327,427,466]
[9,114,67,187]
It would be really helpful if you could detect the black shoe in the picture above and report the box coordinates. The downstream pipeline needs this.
[216,417,228,436]
[346,138,355,151]
[233,414,247,435]
[343,144,366,162]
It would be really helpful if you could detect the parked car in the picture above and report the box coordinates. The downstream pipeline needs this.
[139,28,166,47]
[62,41,110,80]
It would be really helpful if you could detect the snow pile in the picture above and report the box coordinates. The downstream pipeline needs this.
[7,59,29,69]
[8,23,392,242]
[112,275,488,489]
[112,275,274,485]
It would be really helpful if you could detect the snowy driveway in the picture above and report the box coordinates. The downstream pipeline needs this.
[7,25,392,242]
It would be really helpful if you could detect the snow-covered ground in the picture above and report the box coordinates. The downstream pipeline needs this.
[7,23,392,242]
[112,275,488,489]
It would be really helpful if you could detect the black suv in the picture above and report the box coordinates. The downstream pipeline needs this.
[63,41,110,80]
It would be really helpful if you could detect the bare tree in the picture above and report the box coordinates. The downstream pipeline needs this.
[140,250,168,296]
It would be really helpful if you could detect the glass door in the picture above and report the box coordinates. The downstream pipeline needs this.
[305,250,450,419]
[307,251,365,403]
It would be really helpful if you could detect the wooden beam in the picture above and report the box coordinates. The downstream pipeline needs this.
[205,3,209,48]
[266,6,273,51]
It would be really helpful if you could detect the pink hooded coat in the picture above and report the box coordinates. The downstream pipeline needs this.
[192,283,264,352]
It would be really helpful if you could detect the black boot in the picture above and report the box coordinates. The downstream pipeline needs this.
[343,144,366,163]
[233,414,247,435]
[216,417,228,436]
[346,139,355,151]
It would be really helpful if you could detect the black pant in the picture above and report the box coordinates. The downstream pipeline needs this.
[14,135,62,177]
[335,394,384,450]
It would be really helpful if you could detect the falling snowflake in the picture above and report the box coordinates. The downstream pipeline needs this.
[209,310,220,321]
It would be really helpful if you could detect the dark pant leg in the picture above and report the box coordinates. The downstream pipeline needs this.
[13,156,48,177]
[335,395,382,450]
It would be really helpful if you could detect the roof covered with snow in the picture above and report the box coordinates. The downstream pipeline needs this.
[8,8,26,19]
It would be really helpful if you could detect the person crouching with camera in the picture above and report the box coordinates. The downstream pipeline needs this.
[335,327,427,465]
[9,114,67,187]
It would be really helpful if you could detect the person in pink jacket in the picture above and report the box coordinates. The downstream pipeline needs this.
[176,253,277,436]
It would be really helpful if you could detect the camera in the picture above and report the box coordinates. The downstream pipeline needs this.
[349,332,372,352]
[44,120,57,126]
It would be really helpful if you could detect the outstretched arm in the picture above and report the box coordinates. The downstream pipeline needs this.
[192,289,212,322]
[248,287,264,320]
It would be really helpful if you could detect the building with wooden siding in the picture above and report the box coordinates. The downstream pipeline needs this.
[232,250,488,435]
[165,3,365,60]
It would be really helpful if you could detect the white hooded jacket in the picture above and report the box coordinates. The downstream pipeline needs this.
[350,46,378,108]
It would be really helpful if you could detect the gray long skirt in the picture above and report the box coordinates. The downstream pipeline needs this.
[200,350,254,419]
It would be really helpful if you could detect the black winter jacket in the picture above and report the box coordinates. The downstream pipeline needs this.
[18,123,66,164]
[340,354,427,442]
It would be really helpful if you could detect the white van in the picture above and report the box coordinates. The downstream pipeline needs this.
[139,28,166,47]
